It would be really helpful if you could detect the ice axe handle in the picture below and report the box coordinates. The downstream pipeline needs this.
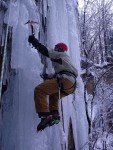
[31,24,35,36]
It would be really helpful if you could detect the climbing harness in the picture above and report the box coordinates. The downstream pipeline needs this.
[56,70,77,95]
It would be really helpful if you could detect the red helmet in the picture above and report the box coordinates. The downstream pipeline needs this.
[55,43,68,52]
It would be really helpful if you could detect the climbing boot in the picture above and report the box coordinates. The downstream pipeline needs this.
[37,115,52,131]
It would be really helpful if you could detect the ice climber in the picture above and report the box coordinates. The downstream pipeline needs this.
[28,35,78,131]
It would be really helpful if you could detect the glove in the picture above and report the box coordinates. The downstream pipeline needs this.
[40,73,48,80]
[28,35,35,43]
[40,73,55,80]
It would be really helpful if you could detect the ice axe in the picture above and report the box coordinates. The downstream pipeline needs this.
[25,20,38,36]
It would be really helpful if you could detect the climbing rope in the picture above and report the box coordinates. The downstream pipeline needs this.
[58,84,66,150]
[0,0,12,102]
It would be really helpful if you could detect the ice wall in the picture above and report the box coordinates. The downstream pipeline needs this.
[1,0,89,150]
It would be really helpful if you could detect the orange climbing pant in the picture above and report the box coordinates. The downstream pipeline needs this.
[34,78,75,113]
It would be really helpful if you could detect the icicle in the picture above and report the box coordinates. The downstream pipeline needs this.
[0,0,12,102]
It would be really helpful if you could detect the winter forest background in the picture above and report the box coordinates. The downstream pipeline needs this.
[0,0,113,150]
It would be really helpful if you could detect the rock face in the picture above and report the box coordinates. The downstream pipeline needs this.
[81,72,95,95]
[81,57,113,95]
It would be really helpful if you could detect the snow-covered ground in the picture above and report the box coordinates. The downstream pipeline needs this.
[1,0,88,150]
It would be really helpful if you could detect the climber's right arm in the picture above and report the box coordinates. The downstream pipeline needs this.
[28,35,49,57]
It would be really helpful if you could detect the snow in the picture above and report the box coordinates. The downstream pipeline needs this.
[1,0,89,150]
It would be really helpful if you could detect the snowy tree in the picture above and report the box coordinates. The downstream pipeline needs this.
[79,0,113,149]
